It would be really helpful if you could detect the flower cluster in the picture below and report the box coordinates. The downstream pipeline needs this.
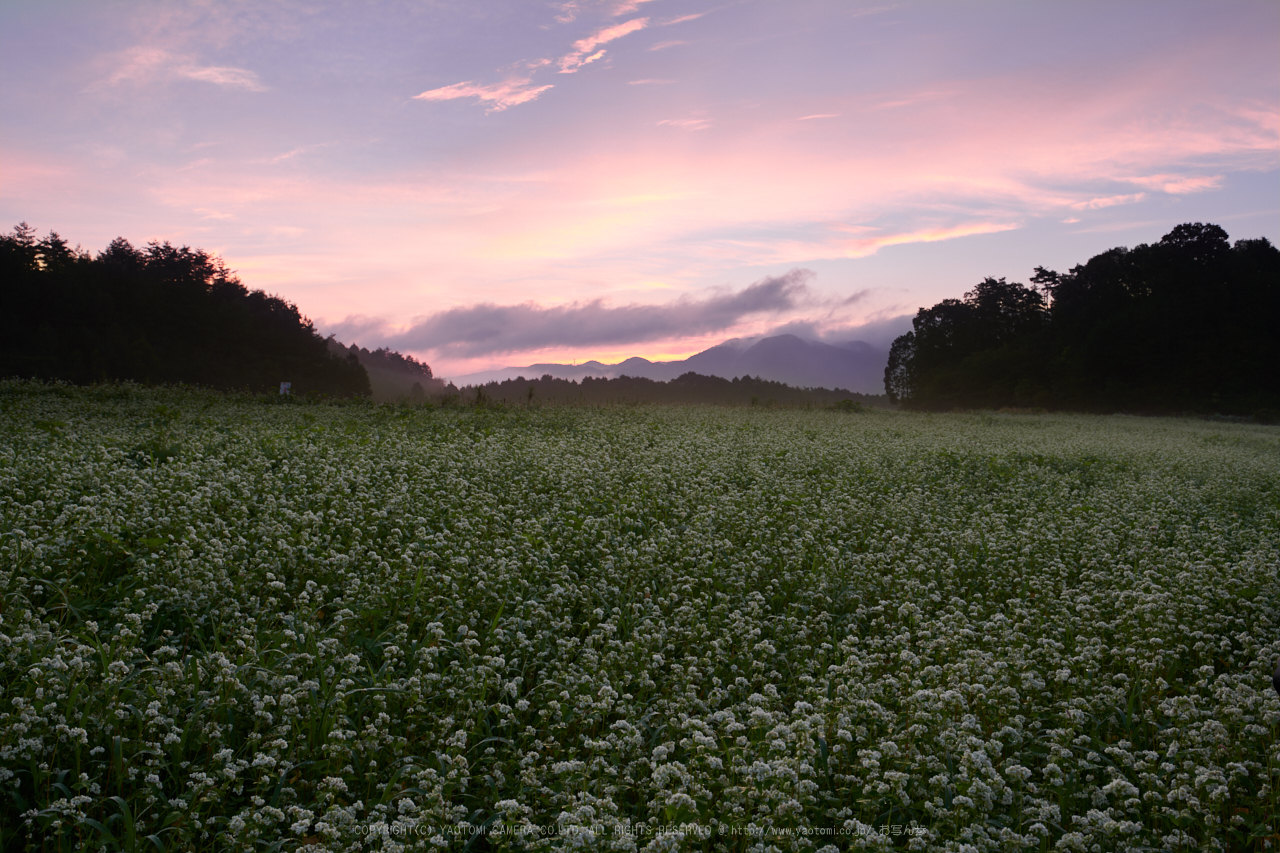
[1,381,1277,850]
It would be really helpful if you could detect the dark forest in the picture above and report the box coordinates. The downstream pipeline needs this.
[885,223,1280,418]
[0,224,371,397]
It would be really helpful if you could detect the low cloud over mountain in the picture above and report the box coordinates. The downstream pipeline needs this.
[323,270,913,393]
[452,331,900,395]
[330,270,815,360]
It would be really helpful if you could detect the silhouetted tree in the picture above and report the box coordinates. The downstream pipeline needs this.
[885,278,1045,408]
[0,224,371,397]
[885,223,1280,416]
[325,340,439,401]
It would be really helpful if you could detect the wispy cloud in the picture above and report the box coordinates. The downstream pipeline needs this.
[553,2,581,24]
[1067,219,1172,234]
[171,157,215,173]
[178,65,264,90]
[258,143,333,165]
[834,222,1021,258]
[559,17,649,72]
[663,13,707,25]
[98,47,265,91]
[648,39,686,51]
[363,270,814,358]
[855,223,1018,257]
[613,0,660,14]
[420,14,650,110]
[414,74,554,113]
[717,222,1021,265]
[102,47,170,85]
[658,117,712,130]
[798,114,839,121]
[1126,174,1223,194]
[870,89,955,110]
[629,78,674,85]
[1069,192,1145,211]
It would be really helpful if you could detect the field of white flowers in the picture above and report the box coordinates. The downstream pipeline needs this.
[2,381,1278,852]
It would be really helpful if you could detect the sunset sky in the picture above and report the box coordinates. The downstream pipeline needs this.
[2,1,1276,379]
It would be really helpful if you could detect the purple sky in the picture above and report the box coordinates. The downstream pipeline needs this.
[2,1,1276,379]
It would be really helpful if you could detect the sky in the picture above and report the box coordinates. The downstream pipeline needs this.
[2,0,1277,380]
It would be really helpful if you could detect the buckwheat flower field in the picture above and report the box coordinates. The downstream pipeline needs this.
[2,382,1278,852]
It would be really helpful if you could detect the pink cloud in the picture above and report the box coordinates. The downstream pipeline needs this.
[1069,192,1146,211]
[869,89,957,110]
[414,77,554,112]
[96,47,265,91]
[178,65,264,90]
[1125,174,1224,194]
[194,208,235,220]
[657,118,711,130]
[384,270,812,358]
[553,2,581,24]
[841,222,1021,256]
[559,17,649,72]
[663,13,707,25]
[648,40,685,51]
[175,158,216,173]
[101,47,171,86]
[146,60,1268,311]
[46,43,1269,310]
[257,143,333,165]
[628,79,674,85]
[15,1,1274,378]
[612,0,659,14]
[717,222,1023,265]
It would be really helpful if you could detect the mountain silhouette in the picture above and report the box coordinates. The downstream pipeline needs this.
[451,334,888,393]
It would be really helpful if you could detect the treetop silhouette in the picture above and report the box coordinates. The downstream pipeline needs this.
[886,222,1279,417]
[1,224,371,397]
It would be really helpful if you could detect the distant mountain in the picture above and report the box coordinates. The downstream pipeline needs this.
[451,334,888,394]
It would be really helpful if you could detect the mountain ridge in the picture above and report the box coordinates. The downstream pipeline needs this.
[450,334,888,394]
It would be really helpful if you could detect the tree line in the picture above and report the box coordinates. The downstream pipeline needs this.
[0,224,371,397]
[328,340,445,402]
[885,223,1279,418]
[456,372,888,409]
